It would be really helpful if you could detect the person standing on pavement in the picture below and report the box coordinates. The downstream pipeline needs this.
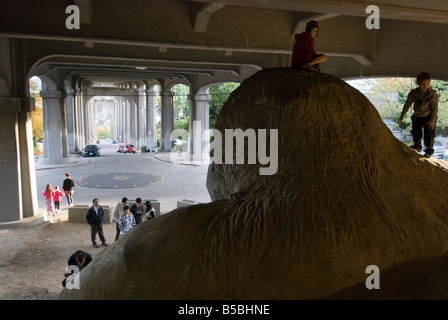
[117,205,136,237]
[41,183,55,214]
[86,198,108,248]
[52,186,65,214]
[113,197,128,241]
[62,172,75,206]
[130,197,144,225]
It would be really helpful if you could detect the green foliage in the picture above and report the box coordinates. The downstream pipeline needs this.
[174,118,189,132]
[173,84,190,121]
[362,78,448,137]
[431,80,448,136]
[29,77,43,142]
[209,82,240,129]
[96,125,111,139]
[155,82,240,132]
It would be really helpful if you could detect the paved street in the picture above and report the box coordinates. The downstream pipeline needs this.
[34,142,211,216]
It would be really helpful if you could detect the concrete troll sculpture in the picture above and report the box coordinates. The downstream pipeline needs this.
[58,68,448,300]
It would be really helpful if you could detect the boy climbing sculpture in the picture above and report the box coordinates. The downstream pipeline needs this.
[397,72,439,158]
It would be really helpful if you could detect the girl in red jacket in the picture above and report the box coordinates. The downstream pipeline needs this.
[52,186,65,213]
[291,20,327,72]
[42,184,54,214]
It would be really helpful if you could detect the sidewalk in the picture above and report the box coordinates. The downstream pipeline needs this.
[34,154,91,171]
[152,151,210,166]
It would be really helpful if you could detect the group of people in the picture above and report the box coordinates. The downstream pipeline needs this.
[41,172,75,215]
[112,197,156,241]
[84,196,156,248]
[292,20,439,158]
[63,196,156,287]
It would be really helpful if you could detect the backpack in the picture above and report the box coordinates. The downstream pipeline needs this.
[146,208,155,219]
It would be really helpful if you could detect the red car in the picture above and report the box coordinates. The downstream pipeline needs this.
[123,144,136,154]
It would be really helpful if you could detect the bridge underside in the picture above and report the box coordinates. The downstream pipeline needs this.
[0,0,447,222]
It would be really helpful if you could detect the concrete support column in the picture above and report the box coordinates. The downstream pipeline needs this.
[84,98,92,145]
[65,88,75,153]
[146,88,157,149]
[60,94,69,158]
[110,98,117,142]
[138,89,145,148]
[121,98,128,143]
[40,89,70,164]
[115,98,121,143]
[81,91,90,148]
[123,98,128,143]
[119,98,124,143]
[129,99,137,145]
[74,88,83,151]
[90,99,97,144]
[161,90,174,151]
[0,97,38,221]
[188,93,211,162]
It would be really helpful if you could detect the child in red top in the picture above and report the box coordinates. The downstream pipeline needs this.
[291,20,327,72]
[52,186,65,213]
[42,183,54,213]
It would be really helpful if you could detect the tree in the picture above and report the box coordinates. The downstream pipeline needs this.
[209,82,240,129]
[30,77,43,153]
[173,84,190,121]
[152,85,162,144]
[430,80,448,136]
[364,77,448,138]
[366,78,413,131]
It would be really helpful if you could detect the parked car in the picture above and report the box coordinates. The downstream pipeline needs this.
[83,144,101,157]
[117,145,125,153]
[112,140,118,144]
[432,146,446,160]
[123,144,136,154]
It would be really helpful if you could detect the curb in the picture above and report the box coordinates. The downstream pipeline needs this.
[152,152,209,167]
[0,214,49,229]
[35,157,91,171]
